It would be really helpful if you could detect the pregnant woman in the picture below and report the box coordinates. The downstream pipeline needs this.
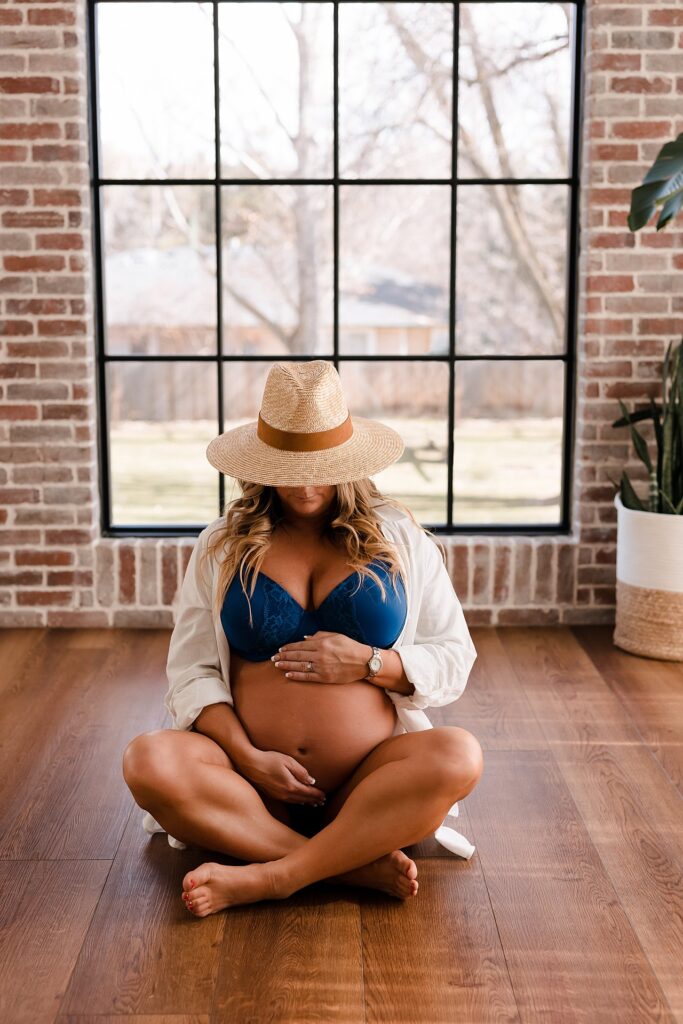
[123,360,483,918]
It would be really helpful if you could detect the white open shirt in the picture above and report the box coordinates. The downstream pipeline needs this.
[142,499,479,859]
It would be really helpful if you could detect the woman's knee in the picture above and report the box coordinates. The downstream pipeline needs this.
[121,729,232,804]
[426,726,484,792]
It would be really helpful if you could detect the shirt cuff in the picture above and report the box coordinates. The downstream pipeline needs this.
[164,675,233,732]
[384,648,435,710]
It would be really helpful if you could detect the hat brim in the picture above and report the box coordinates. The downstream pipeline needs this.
[205,416,405,486]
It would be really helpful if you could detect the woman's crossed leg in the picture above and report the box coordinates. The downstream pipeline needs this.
[122,725,483,917]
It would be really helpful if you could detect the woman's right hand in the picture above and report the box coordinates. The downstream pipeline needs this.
[237,748,327,805]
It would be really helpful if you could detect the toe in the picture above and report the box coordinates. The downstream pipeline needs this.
[188,884,210,902]
[182,861,214,893]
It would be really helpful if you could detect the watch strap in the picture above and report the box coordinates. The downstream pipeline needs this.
[366,645,383,678]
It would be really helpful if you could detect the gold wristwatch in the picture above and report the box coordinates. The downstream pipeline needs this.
[365,645,383,679]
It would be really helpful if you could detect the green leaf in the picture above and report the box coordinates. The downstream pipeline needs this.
[611,403,659,429]
[658,489,681,515]
[656,185,683,230]
[621,471,646,511]
[628,131,683,231]
[613,398,653,473]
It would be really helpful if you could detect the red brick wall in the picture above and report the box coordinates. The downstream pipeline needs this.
[1,0,681,627]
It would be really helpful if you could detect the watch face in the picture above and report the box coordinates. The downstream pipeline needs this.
[369,655,382,672]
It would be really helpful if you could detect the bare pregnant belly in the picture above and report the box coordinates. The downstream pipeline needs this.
[230,654,399,793]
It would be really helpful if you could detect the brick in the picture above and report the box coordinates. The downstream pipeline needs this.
[513,544,532,605]
[592,143,639,160]
[119,544,135,604]
[0,77,60,95]
[611,120,672,138]
[591,7,642,28]
[471,543,490,605]
[611,31,674,50]
[492,545,511,604]
[497,608,560,626]
[590,53,641,72]
[611,75,672,93]
[28,10,77,27]
[586,275,635,292]
[648,10,683,26]
[16,549,73,566]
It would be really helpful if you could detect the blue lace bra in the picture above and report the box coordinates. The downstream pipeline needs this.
[220,558,407,662]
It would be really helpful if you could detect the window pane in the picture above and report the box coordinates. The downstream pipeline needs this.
[97,2,215,180]
[221,184,333,355]
[107,362,218,526]
[453,359,564,525]
[339,184,450,355]
[102,185,216,356]
[220,360,279,500]
[458,2,574,179]
[338,360,450,524]
[456,184,568,356]
[339,2,453,179]
[219,2,334,179]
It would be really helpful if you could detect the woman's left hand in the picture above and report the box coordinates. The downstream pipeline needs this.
[271,631,371,686]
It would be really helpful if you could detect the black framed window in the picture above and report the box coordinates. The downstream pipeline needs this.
[87,0,585,537]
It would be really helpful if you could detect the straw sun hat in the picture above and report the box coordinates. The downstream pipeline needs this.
[205,360,405,486]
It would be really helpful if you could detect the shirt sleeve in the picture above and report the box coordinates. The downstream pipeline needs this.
[164,526,234,731]
[388,530,477,712]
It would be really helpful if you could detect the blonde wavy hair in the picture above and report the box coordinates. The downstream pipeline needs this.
[199,477,445,627]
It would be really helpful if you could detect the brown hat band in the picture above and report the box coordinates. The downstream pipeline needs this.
[257,411,353,451]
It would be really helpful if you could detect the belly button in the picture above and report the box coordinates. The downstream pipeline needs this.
[297,746,308,755]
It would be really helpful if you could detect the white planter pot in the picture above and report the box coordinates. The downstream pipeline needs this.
[613,492,683,661]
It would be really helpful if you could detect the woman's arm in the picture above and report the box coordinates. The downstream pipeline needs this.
[162,525,258,763]
[378,527,477,712]
[192,701,261,771]
[362,646,416,697]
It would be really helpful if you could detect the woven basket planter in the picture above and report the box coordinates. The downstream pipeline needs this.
[613,493,683,662]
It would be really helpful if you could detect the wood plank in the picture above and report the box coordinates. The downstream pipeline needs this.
[430,626,547,750]
[466,747,673,1022]
[0,630,169,860]
[501,627,683,1019]
[58,1017,208,1024]
[573,625,683,792]
[362,859,518,1023]
[212,884,364,1023]
[0,856,112,1024]
[0,627,49,694]
[59,807,224,1017]
[489,626,643,744]
[404,800,476,859]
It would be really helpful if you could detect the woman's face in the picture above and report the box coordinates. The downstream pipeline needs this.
[275,485,336,521]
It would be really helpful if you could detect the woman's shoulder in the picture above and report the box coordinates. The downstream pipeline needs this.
[373,501,432,548]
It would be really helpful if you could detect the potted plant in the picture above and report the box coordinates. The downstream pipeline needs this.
[608,337,683,660]
[605,131,683,660]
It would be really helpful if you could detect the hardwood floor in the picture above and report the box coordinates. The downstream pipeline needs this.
[1,625,681,1023]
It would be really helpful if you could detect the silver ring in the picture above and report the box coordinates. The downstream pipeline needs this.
[307,661,313,672]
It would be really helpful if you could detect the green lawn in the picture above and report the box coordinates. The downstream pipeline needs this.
[110,417,563,527]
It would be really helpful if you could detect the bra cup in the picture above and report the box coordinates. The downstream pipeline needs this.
[221,558,407,662]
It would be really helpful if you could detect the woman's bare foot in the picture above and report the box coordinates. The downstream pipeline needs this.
[181,860,284,917]
[181,850,419,916]
[332,849,419,899]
